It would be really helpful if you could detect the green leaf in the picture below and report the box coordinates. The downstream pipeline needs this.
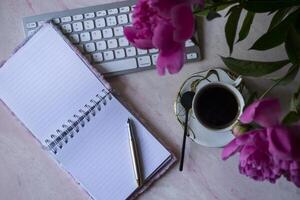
[225,6,242,55]
[268,8,292,31]
[291,87,300,113]
[207,11,222,21]
[194,2,236,17]
[282,111,300,125]
[221,57,290,77]
[237,11,255,42]
[295,16,300,34]
[194,10,210,16]
[272,64,299,85]
[241,0,300,13]
[285,25,300,64]
[250,9,300,51]
[282,83,300,125]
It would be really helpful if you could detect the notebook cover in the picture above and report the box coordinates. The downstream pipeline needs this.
[0,23,177,200]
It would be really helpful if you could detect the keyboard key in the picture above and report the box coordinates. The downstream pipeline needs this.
[106,16,117,26]
[187,52,198,60]
[107,39,118,49]
[103,51,114,60]
[149,48,159,53]
[92,52,103,63]
[72,22,83,32]
[97,58,137,73]
[108,8,118,15]
[80,32,91,41]
[96,10,106,16]
[137,49,147,55]
[84,42,96,52]
[137,56,151,67]
[115,49,125,59]
[126,47,136,57]
[119,6,130,13]
[113,26,124,36]
[53,18,60,24]
[117,14,128,24]
[26,22,36,29]
[84,12,95,19]
[91,30,102,40]
[61,16,71,23]
[69,34,80,44]
[118,37,129,47]
[73,14,83,21]
[102,28,113,38]
[84,20,94,30]
[151,54,158,65]
[96,41,107,50]
[61,24,72,33]
[95,18,105,28]
[185,39,195,47]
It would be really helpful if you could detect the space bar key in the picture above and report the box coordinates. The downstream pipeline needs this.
[97,58,137,73]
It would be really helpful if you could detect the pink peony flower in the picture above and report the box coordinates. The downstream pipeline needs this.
[124,0,204,75]
[222,129,282,183]
[222,98,300,187]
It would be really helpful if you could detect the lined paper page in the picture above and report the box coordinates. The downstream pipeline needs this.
[55,96,171,200]
[0,25,107,145]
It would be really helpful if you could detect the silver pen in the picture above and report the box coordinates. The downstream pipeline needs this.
[127,118,143,187]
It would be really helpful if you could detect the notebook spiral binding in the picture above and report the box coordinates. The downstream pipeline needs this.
[45,89,112,154]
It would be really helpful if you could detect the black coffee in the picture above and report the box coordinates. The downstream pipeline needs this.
[195,84,239,129]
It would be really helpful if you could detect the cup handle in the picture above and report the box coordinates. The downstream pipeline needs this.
[232,75,242,87]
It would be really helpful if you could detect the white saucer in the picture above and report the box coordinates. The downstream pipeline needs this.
[174,68,248,147]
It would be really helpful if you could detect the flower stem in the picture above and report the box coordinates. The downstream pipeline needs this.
[259,78,282,100]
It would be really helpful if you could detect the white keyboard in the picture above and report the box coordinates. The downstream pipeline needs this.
[23,0,201,76]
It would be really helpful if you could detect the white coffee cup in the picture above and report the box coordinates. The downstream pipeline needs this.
[192,79,245,132]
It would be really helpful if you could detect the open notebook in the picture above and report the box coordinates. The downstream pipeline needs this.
[0,24,175,200]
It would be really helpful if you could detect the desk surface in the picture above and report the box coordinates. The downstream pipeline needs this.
[0,0,299,199]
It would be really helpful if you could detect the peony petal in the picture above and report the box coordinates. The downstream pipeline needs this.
[240,98,281,127]
[221,139,241,160]
[239,100,259,124]
[124,27,137,42]
[152,21,177,51]
[151,0,205,16]
[239,145,256,162]
[290,161,300,170]
[171,3,194,42]
[221,131,254,160]
[267,125,300,161]
[156,46,184,75]
[124,27,154,49]
[130,38,154,49]
[150,0,179,17]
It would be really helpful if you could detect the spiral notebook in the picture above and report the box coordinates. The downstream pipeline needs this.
[0,24,175,200]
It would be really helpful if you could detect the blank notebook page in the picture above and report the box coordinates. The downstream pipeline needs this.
[0,25,106,145]
[0,24,171,200]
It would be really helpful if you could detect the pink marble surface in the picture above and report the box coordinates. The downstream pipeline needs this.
[0,0,299,200]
